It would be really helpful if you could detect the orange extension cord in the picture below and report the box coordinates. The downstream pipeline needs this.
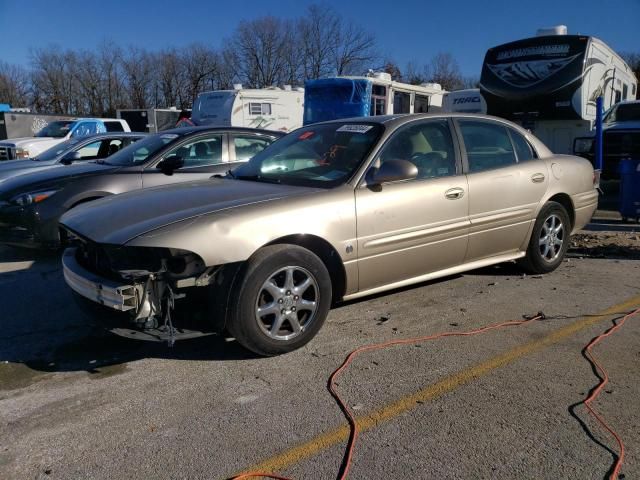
[581,306,640,480]
[233,308,639,480]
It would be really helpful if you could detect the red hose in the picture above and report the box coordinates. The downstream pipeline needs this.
[580,307,640,479]
[233,307,639,480]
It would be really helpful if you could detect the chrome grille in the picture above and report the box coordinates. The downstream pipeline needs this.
[0,146,13,161]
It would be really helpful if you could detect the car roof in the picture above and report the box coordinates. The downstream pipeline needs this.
[160,125,286,137]
[313,112,526,129]
[77,132,148,140]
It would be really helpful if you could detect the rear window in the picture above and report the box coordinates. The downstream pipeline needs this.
[104,121,125,132]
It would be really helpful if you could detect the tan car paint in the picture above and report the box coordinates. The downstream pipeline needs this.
[64,114,598,302]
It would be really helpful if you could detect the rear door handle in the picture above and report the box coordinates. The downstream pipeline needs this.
[445,187,465,200]
[531,173,546,183]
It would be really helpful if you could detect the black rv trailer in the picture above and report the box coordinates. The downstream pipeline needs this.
[479,28,637,154]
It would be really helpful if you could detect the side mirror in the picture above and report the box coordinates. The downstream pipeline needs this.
[60,151,82,165]
[369,159,418,186]
[157,154,184,175]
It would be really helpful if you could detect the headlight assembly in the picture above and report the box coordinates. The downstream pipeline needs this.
[14,147,30,159]
[11,189,59,206]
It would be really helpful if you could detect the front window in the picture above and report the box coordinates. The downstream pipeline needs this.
[604,103,640,123]
[33,139,80,161]
[36,120,76,138]
[376,120,457,179]
[167,135,223,167]
[104,133,178,166]
[232,122,383,188]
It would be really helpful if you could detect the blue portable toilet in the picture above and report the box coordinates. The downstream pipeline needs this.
[619,158,640,221]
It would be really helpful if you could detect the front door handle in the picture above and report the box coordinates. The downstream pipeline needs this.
[445,187,465,200]
[531,173,546,183]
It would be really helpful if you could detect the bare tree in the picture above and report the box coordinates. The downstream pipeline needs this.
[98,41,126,116]
[426,52,464,91]
[333,19,378,76]
[461,76,480,89]
[121,47,156,109]
[30,46,81,114]
[0,62,30,106]
[181,43,219,105]
[230,16,293,88]
[298,4,340,79]
[382,60,402,81]
[403,61,428,85]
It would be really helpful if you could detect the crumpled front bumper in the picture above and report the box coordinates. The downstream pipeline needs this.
[62,247,142,311]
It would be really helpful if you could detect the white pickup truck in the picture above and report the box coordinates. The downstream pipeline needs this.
[0,118,131,161]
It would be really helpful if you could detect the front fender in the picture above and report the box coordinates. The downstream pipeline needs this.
[125,187,358,267]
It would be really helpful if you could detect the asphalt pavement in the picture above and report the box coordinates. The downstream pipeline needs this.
[0,233,639,479]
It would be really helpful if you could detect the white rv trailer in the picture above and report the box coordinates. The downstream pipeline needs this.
[442,89,487,114]
[191,86,304,133]
[480,25,637,154]
[303,72,445,125]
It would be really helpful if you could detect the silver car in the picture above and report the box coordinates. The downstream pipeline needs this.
[60,114,598,355]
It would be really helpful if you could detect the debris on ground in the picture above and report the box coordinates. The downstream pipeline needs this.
[570,231,640,259]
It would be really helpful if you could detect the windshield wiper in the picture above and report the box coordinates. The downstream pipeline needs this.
[234,174,281,184]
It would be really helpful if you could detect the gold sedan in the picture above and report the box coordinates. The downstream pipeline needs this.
[61,114,598,355]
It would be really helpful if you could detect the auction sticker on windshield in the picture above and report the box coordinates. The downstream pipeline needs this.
[337,124,373,133]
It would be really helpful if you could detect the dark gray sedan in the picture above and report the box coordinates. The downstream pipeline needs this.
[0,126,282,248]
[0,132,146,180]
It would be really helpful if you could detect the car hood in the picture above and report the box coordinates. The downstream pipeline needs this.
[60,178,320,245]
[603,121,640,131]
[0,162,118,198]
[0,159,57,180]
[0,137,56,147]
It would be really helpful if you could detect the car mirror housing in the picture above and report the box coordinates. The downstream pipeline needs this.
[60,151,82,165]
[157,154,185,175]
[369,159,418,186]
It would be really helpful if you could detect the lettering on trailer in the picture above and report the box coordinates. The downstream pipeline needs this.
[496,44,571,60]
[453,97,481,105]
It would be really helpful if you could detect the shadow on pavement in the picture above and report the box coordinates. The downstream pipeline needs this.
[0,246,257,385]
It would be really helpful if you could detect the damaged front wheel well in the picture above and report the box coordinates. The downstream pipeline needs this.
[266,234,346,304]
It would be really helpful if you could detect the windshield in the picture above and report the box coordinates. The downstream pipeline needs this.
[104,133,178,166]
[231,122,383,188]
[604,103,640,123]
[33,138,80,161]
[36,120,76,138]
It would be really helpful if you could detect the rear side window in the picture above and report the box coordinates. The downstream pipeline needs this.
[104,121,125,132]
[509,129,537,162]
[458,120,516,173]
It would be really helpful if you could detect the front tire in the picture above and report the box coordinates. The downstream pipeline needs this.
[519,201,571,274]
[227,244,332,356]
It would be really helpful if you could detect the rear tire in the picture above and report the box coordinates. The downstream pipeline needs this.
[519,201,571,274]
[227,244,332,356]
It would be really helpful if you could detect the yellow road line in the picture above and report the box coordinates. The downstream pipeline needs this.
[236,294,640,476]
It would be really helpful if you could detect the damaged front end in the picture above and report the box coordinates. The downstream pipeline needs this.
[62,232,224,345]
